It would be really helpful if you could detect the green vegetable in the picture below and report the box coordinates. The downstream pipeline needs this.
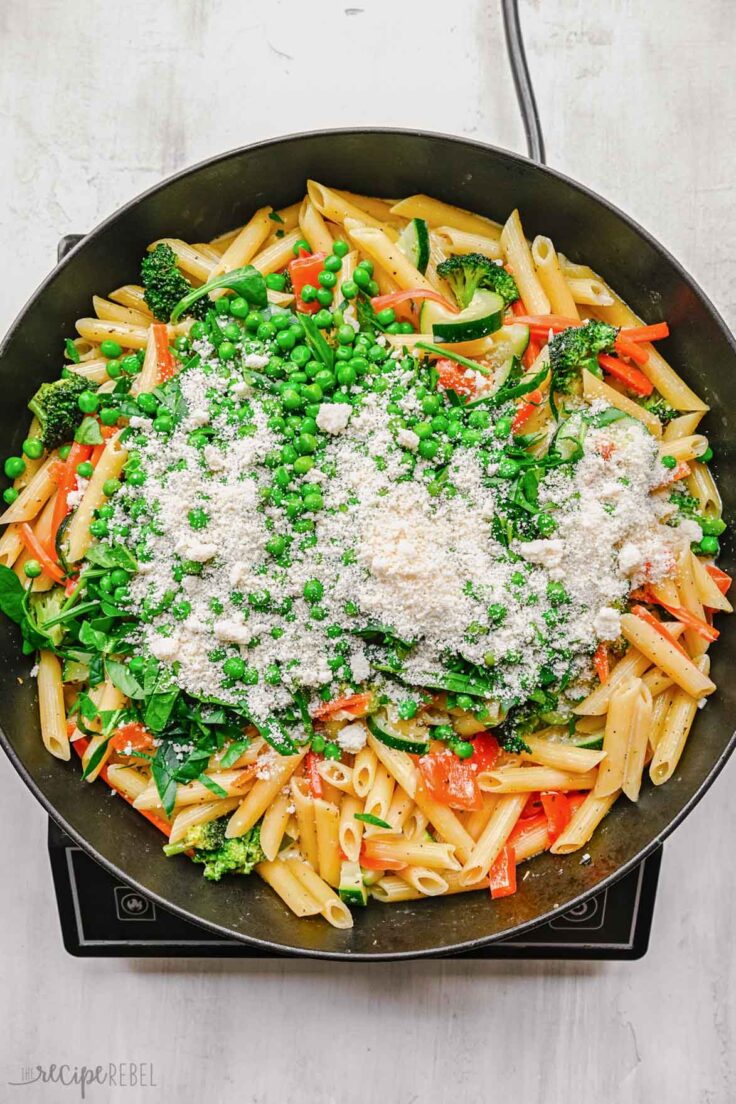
[436,252,520,309]
[641,392,678,424]
[163,817,265,882]
[170,265,267,323]
[28,374,89,450]
[140,243,206,323]
[548,320,618,393]
[354,812,392,829]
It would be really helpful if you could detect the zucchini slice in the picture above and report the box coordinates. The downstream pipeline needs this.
[367,710,431,754]
[397,218,431,275]
[338,860,368,906]
[420,288,505,343]
[570,732,604,751]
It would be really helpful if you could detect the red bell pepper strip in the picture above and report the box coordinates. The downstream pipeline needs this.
[305,751,323,798]
[520,792,543,819]
[108,722,155,753]
[511,388,544,434]
[467,732,500,773]
[418,746,483,811]
[18,523,65,583]
[371,288,458,322]
[706,564,732,595]
[50,442,93,544]
[540,791,571,842]
[620,322,670,343]
[489,845,517,899]
[90,443,106,468]
[593,643,610,684]
[289,251,326,314]
[597,353,653,396]
[631,604,691,658]
[567,793,588,817]
[522,334,542,370]
[72,738,171,837]
[644,598,719,642]
[312,691,373,721]
[613,335,649,366]
[153,322,175,383]
[359,843,407,871]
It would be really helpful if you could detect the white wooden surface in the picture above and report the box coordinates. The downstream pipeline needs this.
[0,2,734,1101]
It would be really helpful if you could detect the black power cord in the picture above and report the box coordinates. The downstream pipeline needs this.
[501,0,546,165]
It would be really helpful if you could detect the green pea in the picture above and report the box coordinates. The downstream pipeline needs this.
[223,656,246,680]
[497,458,520,478]
[413,422,433,440]
[316,288,334,307]
[76,461,94,478]
[303,578,324,603]
[215,297,231,316]
[421,394,440,416]
[153,414,173,433]
[102,478,121,496]
[324,254,342,273]
[452,740,475,759]
[266,535,287,556]
[293,238,311,256]
[398,321,415,334]
[137,392,158,414]
[296,433,318,455]
[174,335,190,352]
[341,279,358,300]
[89,519,108,538]
[376,307,396,327]
[58,445,71,460]
[487,603,507,625]
[4,456,25,479]
[126,470,146,487]
[418,439,438,460]
[257,321,276,341]
[121,354,140,375]
[356,259,374,276]
[218,341,236,361]
[661,454,677,470]
[462,429,482,447]
[106,359,122,379]
[281,444,298,464]
[700,446,714,463]
[468,409,490,429]
[366,279,380,297]
[23,559,42,578]
[353,267,371,290]
[229,297,249,318]
[275,329,296,352]
[314,309,333,328]
[334,324,354,347]
[190,322,206,340]
[265,272,286,291]
[290,345,311,369]
[301,383,323,404]
[332,239,349,258]
[397,699,418,720]
[22,438,44,460]
[337,364,356,387]
[303,492,323,512]
[536,512,557,536]
[495,416,513,438]
[311,733,326,753]
[109,568,129,589]
[245,310,264,331]
[293,456,314,475]
[100,407,120,427]
[78,390,99,414]
[3,487,19,505]
[223,322,241,342]
[698,536,720,555]
[300,284,318,303]
[546,581,567,605]
[188,508,209,529]
[281,387,303,411]
[100,339,123,358]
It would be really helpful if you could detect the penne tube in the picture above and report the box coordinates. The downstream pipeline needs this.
[549,790,620,854]
[658,434,708,463]
[650,656,710,784]
[464,795,498,842]
[403,806,429,841]
[332,190,404,224]
[574,630,682,715]
[225,748,307,838]
[75,318,149,350]
[338,794,364,862]
[92,295,151,327]
[316,759,355,794]
[70,358,110,385]
[642,666,675,698]
[619,614,715,697]
[595,677,645,798]
[344,219,436,293]
[622,681,654,801]
[284,858,353,928]
[686,461,721,518]
[256,860,322,918]
[251,229,302,275]
[459,794,526,885]
[353,745,378,797]
[582,369,663,437]
[676,546,709,657]
[0,524,23,567]
[531,236,579,317]
[520,734,606,773]
[500,209,550,315]
[314,798,341,887]
[397,866,449,896]
[66,434,128,562]
[37,651,70,761]
[108,284,153,316]
[147,238,214,282]
[690,551,732,613]
[363,836,461,872]
[106,764,149,803]
[167,797,242,846]
[371,870,489,903]
[0,452,59,525]
[307,180,384,229]
[298,197,335,255]
[434,226,503,260]
[564,276,614,306]
[663,412,705,440]
[386,788,414,832]
[648,685,676,753]
[134,769,254,811]
[389,195,502,239]
[363,762,395,823]
[479,766,597,794]
[288,775,319,867]
[208,206,273,278]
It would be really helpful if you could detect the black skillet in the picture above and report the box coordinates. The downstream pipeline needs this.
[0,128,734,959]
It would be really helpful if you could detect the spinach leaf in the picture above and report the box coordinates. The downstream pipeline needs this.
[0,565,27,625]
[199,774,228,799]
[106,659,145,699]
[219,739,251,768]
[144,689,179,733]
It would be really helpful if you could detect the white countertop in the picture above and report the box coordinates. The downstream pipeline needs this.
[0,2,734,1101]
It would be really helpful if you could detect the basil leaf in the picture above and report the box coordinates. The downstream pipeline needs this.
[151,743,179,816]
[354,813,392,829]
[219,738,251,768]
[254,714,297,755]
[74,416,104,445]
[0,565,27,625]
[144,689,179,733]
[198,774,228,799]
[106,659,145,699]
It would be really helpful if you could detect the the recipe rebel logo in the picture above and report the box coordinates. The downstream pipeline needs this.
[7,1062,157,1098]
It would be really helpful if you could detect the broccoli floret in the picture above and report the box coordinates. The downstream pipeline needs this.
[28,374,89,450]
[549,320,618,393]
[141,243,205,323]
[163,817,265,882]
[641,392,678,423]
[437,253,520,309]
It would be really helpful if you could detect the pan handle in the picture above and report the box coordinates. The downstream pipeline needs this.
[501,0,546,165]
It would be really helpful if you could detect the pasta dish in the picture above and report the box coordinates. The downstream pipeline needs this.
[0,183,729,929]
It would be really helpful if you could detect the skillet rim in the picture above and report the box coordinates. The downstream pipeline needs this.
[0,126,734,960]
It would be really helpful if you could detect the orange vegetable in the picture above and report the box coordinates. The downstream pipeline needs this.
[108,722,155,753]
[540,791,571,842]
[417,745,483,811]
[467,732,500,773]
[435,358,478,396]
[359,844,406,872]
[18,523,64,583]
[631,604,691,659]
[706,564,732,595]
[511,388,544,433]
[597,353,653,396]
[153,323,175,383]
[312,691,373,720]
[646,598,719,643]
[371,288,458,323]
[613,335,649,367]
[305,751,323,798]
[489,845,517,899]
[72,738,170,837]
[620,322,669,343]
[289,251,326,314]
[593,643,610,684]
[50,442,93,544]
